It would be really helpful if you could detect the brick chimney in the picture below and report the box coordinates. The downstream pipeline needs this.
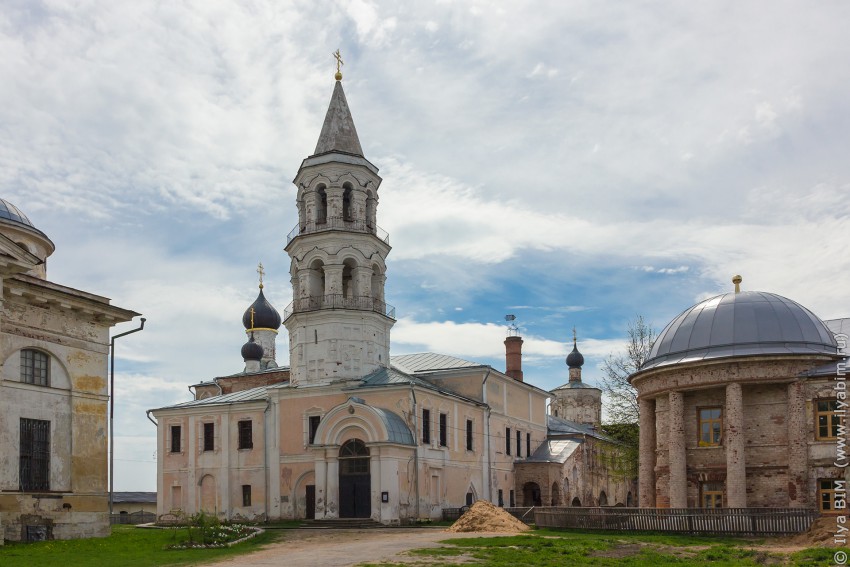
[504,336,523,381]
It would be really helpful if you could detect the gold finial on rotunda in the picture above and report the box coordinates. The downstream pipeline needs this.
[257,262,265,289]
[333,49,344,81]
[732,274,742,294]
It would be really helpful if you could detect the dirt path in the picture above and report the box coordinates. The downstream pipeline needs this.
[204,528,510,567]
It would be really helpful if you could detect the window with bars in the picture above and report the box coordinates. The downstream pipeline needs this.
[439,413,447,447]
[308,415,321,444]
[422,409,431,444]
[20,418,50,491]
[203,422,215,452]
[21,349,49,386]
[238,420,253,450]
[170,425,181,453]
[816,400,843,441]
[466,419,473,451]
[505,427,511,455]
[242,484,252,507]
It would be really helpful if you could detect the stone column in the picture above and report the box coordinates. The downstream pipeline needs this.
[725,382,746,508]
[354,266,373,298]
[668,391,687,508]
[315,456,327,518]
[352,190,367,225]
[639,396,657,507]
[326,187,344,221]
[326,454,339,519]
[787,380,808,507]
[323,264,344,298]
[304,191,318,226]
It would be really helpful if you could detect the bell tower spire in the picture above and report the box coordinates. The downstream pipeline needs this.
[284,64,394,386]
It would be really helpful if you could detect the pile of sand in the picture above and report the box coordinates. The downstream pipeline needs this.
[785,516,846,548]
[447,500,531,533]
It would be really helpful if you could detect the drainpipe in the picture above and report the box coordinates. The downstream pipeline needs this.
[481,368,492,503]
[410,382,420,520]
[110,317,146,516]
[264,397,271,521]
[212,378,223,396]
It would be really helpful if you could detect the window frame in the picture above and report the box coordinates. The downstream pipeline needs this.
[697,407,723,447]
[505,427,512,456]
[170,425,182,453]
[21,349,49,387]
[439,413,447,448]
[308,415,321,445]
[819,479,844,513]
[242,484,252,507]
[422,408,431,444]
[20,418,50,491]
[203,422,215,452]
[526,432,531,457]
[238,420,253,450]
[815,399,843,441]
[466,419,473,451]
[516,430,522,458]
[699,481,724,508]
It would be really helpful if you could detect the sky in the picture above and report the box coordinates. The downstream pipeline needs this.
[2,0,849,491]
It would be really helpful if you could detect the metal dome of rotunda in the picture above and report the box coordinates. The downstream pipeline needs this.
[0,198,55,279]
[642,279,837,371]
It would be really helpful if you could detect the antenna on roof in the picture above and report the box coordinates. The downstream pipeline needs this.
[505,314,519,337]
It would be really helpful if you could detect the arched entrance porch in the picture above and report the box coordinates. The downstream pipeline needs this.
[339,439,371,518]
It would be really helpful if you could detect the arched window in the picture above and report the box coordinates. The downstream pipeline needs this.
[317,185,328,224]
[339,439,370,474]
[21,349,49,386]
[342,259,357,299]
[342,184,353,222]
[551,482,560,506]
[571,497,581,507]
[599,490,608,506]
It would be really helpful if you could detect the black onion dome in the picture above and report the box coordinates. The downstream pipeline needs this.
[566,341,584,368]
[242,288,281,330]
[241,334,264,361]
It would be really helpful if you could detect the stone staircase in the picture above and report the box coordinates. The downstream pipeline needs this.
[300,517,387,529]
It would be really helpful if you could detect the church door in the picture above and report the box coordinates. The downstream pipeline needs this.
[339,439,371,518]
[306,485,316,519]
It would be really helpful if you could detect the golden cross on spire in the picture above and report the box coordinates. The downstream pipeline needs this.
[572,326,577,343]
[333,49,344,81]
[257,262,265,289]
[250,307,255,329]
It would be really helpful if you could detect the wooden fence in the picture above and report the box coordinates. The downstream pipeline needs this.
[534,507,818,536]
[110,510,157,525]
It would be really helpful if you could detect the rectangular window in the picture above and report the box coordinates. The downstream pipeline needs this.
[698,407,723,447]
[439,413,447,447]
[509,490,515,507]
[170,425,181,453]
[816,400,843,441]
[505,427,511,455]
[20,418,50,491]
[466,492,474,506]
[498,489,504,507]
[526,432,531,457]
[466,419,473,451]
[309,415,321,444]
[516,430,522,457]
[700,482,723,508]
[203,422,215,452]
[21,350,49,386]
[242,484,252,507]
[422,409,431,444]
[819,479,843,513]
[238,420,253,450]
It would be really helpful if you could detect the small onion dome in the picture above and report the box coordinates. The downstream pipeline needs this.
[241,334,264,361]
[242,288,282,330]
[566,341,584,368]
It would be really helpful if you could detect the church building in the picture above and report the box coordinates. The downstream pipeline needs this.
[0,200,139,542]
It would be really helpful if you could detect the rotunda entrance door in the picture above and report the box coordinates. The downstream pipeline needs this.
[339,439,371,518]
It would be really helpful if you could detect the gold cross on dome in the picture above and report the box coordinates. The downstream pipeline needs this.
[572,326,577,342]
[333,49,344,73]
[250,307,255,329]
[257,262,265,289]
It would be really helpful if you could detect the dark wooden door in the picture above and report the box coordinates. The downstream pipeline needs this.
[339,473,370,518]
[306,485,315,519]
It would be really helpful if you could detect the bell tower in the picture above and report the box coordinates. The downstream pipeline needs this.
[283,63,395,386]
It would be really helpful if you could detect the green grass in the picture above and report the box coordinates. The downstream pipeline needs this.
[360,529,848,566]
[0,525,279,567]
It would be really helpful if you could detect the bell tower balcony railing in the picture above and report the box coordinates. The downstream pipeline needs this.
[283,294,396,321]
[286,216,390,246]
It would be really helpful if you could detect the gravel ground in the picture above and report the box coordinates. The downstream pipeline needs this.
[202,527,509,567]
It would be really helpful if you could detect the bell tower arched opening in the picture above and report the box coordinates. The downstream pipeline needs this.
[317,185,328,224]
[342,184,353,222]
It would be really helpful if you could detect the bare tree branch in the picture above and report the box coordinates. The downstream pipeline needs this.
[600,315,657,425]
